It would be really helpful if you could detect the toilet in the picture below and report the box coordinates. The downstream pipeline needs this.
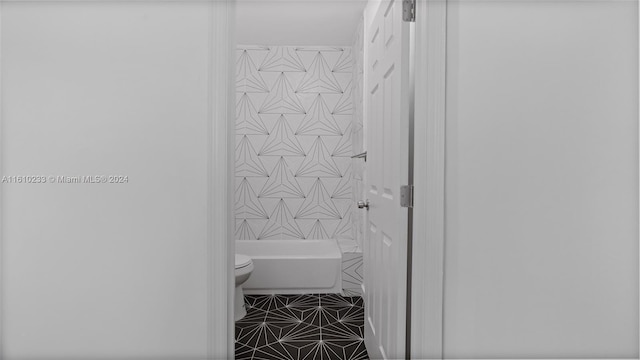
[234,253,254,321]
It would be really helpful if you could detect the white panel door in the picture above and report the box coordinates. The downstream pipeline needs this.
[363,0,411,358]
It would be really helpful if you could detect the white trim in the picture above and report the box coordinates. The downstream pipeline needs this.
[411,0,447,359]
[209,0,234,358]
[227,2,236,357]
[0,2,4,357]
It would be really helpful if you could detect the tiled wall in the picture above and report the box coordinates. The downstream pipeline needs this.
[342,19,366,297]
[235,46,355,241]
[351,19,366,251]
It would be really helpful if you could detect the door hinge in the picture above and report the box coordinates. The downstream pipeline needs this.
[400,185,414,208]
[403,0,415,22]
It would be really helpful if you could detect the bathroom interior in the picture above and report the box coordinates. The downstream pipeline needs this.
[0,0,638,359]
[233,1,371,359]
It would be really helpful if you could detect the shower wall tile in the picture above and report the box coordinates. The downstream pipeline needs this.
[339,239,363,296]
[351,19,366,250]
[343,253,364,297]
[235,46,355,241]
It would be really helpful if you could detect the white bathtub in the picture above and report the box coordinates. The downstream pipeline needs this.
[236,239,342,295]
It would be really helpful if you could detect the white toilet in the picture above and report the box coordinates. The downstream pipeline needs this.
[234,253,254,321]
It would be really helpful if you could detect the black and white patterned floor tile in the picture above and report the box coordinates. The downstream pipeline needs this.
[235,294,369,360]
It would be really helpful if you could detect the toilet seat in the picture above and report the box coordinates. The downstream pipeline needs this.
[235,254,252,269]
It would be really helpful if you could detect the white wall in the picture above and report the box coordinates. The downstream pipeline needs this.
[1,2,231,358]
[444,0,639,357]
[236,0,366,46]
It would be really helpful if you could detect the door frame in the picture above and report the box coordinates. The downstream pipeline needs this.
[212,0,236,358]
[410,0,447,359]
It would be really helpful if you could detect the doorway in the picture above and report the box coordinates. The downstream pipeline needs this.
[231,1,416,359]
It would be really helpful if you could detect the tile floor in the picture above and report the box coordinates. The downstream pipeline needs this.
[235,294,369,360]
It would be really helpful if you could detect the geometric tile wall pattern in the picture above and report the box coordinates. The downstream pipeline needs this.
[351,19,366,250]
[236,46,355,241]
[339,240,364,297]
[342,253,364,297]
[342,22,365,297]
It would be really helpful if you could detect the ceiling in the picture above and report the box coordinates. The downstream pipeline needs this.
[236,0,367,46]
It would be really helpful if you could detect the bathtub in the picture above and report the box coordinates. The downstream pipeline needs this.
[236,239,342,295]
